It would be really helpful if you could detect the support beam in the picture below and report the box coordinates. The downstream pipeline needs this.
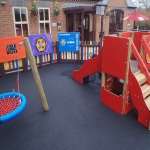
[23,37,49,111]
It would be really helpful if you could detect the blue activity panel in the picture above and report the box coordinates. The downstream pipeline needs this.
[58,32,80,52]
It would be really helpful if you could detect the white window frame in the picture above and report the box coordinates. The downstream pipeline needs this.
[38,7,51,34]
[12,7,30,36]
[127,11,131,25]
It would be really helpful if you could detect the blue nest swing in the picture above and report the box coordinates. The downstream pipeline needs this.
[0,92,26,124]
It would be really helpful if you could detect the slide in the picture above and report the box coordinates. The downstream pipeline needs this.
[72,52,102,84]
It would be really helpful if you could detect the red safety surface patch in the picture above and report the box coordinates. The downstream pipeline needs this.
[0,97,21,116]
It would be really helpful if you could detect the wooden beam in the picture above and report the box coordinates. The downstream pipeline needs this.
[23,37,49,111]
[122,38,132,115]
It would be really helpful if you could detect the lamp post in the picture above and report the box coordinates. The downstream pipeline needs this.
[95,1,107,51]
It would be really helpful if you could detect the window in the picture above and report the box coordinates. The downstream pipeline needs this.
[38,8,51,34]
[13,7,29,37]
[127,11,131,25]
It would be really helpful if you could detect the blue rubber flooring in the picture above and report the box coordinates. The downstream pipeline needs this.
[0,63,150,150]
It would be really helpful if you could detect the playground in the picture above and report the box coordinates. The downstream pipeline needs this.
[1,32,150,149]
[0,63,150,150]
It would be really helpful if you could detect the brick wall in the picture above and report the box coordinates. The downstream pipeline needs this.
[0,0,14,37]
[28,2,39,35]
[50,2,66,42]
[0,0,135,42]
[107,0,134,32]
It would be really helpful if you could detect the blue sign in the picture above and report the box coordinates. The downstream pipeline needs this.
[58,32,80,52]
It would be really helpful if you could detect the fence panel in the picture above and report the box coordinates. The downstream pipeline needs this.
[0,41,100,77]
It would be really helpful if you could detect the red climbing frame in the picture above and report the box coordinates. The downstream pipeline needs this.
[72,32,150,130]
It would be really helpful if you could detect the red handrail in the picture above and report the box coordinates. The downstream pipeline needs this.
[141,38,150,55]
[131,41,150,84]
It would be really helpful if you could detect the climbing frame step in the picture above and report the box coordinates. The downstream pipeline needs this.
[134,70,141,76]
[141,84,150,98]
[135,73,146,85]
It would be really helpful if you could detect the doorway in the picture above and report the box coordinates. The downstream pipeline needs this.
[109,9,124,34]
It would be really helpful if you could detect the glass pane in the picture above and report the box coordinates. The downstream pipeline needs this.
[21,9,27,21]
[39,9,44,21]
[15,24,22,36]
[14,8,21,22]
[45,23,50,33]
[40,23,44,34]
[22,24,28,37]
[44,9,49,20]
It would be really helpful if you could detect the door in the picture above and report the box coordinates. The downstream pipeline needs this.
[84,14,89,41]
[109,9,124,34]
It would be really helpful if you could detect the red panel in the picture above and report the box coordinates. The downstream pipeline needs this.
[121,32,132,38]
[101,86,123,115]
[72,52,102,84]
[124,102,134,115]
[102,36,128,80]
[144,34,150,45]
[0,36,26,63]
[141,40,150,69]
[133,32,150,54]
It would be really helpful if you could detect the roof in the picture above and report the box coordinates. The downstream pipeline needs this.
[101,0,137,9]
[63,6,96,13]
[126,0,137,8]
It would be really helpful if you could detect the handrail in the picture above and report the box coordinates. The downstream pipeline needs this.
[141,38,150,55]
[131,41,150,84]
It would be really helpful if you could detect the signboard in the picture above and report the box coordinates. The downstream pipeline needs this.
[28,33,52,56]
[0,36,26,63]
[58,32,80,52]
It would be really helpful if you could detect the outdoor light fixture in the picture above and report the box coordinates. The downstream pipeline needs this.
[1,0,6,5]
[95,0,107,51]
[96,1,106,16]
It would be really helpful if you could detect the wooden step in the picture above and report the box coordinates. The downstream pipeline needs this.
[134,70,141,76]
[145,96,150,110]
[135,73,146,85]
[141,84,150,98]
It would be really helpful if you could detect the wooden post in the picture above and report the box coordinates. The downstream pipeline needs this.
[0,63,5,77]
[118,32,122,37]
[101,72,105,86]
[140,35,146,57]
[23,37,49,111]
[22,58,27,72]
[122,38,132,115]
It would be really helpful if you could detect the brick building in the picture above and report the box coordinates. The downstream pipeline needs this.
[0,0,136,42]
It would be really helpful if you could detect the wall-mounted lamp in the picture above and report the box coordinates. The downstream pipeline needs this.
[57,22,61,31]
[95,0,107,51]
[1,0,6,5]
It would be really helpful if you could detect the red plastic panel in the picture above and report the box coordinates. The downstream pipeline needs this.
[144,34,150,45]
[141,39,150,69]
[133,32,150,54]
[72,52,102,84]
[102,36,129,80]
[121,32,132,38]
[101,86,123,115]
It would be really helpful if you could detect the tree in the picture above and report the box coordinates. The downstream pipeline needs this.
[132,0,150,9]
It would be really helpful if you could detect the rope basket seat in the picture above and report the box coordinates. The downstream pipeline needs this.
[0,92,26,124]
